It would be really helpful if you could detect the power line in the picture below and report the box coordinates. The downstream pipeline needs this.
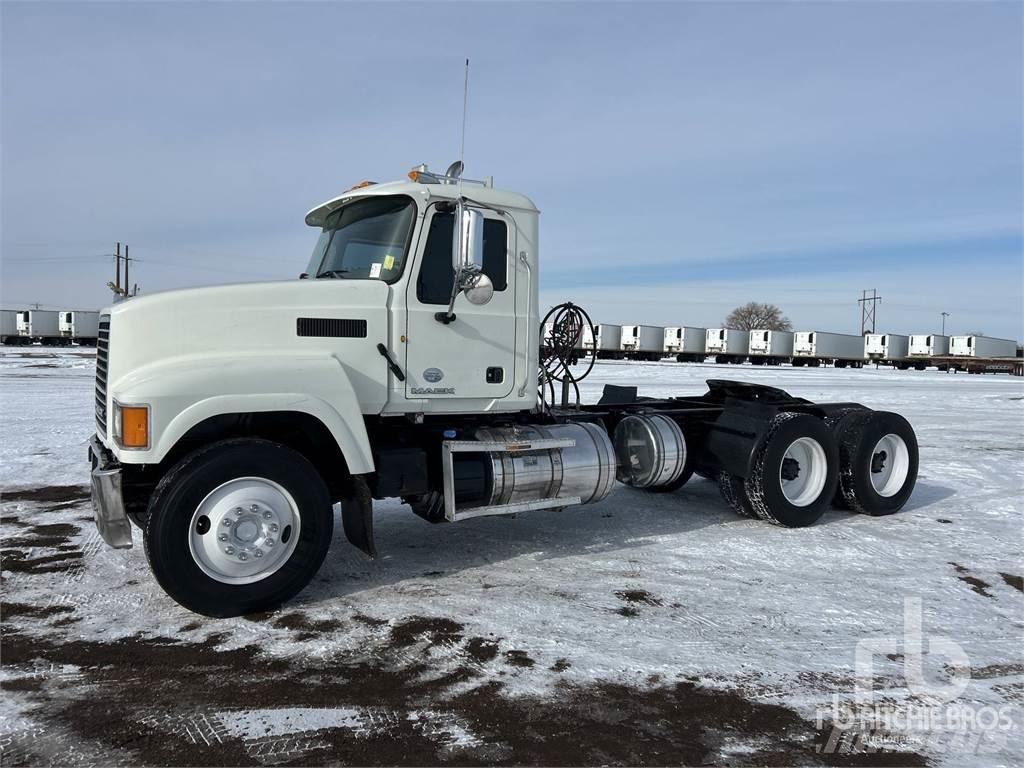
[3,254,114,263]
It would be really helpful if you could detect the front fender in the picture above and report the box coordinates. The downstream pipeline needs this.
[108,352,375,474]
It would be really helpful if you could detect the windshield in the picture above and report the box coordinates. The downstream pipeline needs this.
[306,195,417,281]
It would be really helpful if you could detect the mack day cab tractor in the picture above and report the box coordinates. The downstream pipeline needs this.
[89,163,920,617]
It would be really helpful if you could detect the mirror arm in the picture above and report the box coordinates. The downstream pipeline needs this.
[435,267,465,324]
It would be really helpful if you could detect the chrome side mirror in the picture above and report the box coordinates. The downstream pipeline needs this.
[451,201,484,273]
[462,272,494,306]
[436,200,490,323]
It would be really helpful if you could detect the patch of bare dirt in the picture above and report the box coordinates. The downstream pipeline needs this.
[3,522,81,549]
[504,650,535,668]
[949,563,993,597]
[0,486,90,504]
[0,627,928,766]
[998,572,1023,593]
[389,615,464,647]
[614,589,663,606]
[272,612,343,633]
[465,636,500,664]
[2,602,75,620]
[1,549,84,577]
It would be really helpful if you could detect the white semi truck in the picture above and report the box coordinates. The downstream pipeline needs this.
[949,335,1018,359]
[620,325,664,361]
[59,311,101,345]
[87,164,920,616]
[792,331,865,368]
[16,310,61,345]
[705,328,749,364]
[747,330,794,366]
[864,334,911,368]
[664,326,707,362]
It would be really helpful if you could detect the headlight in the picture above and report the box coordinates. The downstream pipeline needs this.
[113,401,150,450]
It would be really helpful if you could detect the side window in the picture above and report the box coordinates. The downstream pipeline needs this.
[416,212,508,305]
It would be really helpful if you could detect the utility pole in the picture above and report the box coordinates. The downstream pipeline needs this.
[941,311,950,335]
[858,289,882,335]
[107,242,128,299]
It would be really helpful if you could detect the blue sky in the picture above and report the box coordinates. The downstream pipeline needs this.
[2,1,1021,339]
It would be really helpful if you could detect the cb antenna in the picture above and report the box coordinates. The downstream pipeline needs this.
[459,58,469,198]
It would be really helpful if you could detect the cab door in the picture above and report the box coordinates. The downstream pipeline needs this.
[404,207,516,403]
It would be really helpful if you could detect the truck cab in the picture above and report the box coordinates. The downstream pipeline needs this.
[94,168,540,474]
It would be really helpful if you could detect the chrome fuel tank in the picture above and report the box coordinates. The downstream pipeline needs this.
[474,422,616,507]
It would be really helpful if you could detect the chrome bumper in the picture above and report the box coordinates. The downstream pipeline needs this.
[89,436,133,549]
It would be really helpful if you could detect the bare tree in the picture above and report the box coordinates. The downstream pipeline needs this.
[724,302,792,331]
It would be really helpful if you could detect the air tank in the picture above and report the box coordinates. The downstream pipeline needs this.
[613,413,688,488]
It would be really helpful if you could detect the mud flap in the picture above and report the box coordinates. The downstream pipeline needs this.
[340,475,376,558]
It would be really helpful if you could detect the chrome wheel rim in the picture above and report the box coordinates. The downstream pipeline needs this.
[188,477,300,585]
[779,437,827,507]
[869,434,910,497]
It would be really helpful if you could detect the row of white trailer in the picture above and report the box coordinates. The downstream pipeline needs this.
[0,310,101,346]
[548,323,1020,368]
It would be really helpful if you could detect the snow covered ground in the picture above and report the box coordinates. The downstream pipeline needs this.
[2,348,1022,766]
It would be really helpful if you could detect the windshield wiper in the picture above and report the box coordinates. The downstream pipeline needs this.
[316,269,351,279]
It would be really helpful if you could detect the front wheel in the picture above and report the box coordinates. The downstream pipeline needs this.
[144,438,334,617]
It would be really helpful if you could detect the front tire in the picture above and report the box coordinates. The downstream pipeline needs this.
[144,438,334,617]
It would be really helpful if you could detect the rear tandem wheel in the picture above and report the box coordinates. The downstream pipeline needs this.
[834,411,918,516]
[718,412,840,527]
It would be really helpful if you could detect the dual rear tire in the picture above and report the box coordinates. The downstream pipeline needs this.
[719,410,918,527]
[835,411,918,516]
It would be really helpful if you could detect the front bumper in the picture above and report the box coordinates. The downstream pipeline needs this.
[89,436,133,549]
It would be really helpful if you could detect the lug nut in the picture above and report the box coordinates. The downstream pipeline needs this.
[222,519,232,527]
[262,510,272,519]
[225,546,235,555]
[234,508,243,516]
[218,533,228,542]
[250,504,259,512]
[238,552,248,561]
[265,539,275,547]
[253,550,264,558]
[269,523,279,533]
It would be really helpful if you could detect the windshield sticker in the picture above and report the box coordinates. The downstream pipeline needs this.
[369,263,382,278]
[383,254,395,270]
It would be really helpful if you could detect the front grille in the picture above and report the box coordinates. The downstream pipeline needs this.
[95,316,110,435]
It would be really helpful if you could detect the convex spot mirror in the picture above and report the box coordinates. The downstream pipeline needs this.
[462,272,494,306]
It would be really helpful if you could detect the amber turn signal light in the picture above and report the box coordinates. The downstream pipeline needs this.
[120,406,149,449]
